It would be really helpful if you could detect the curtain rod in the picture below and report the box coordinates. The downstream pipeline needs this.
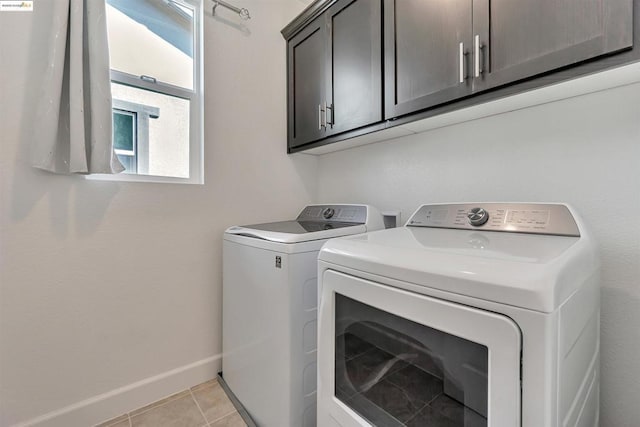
[212,0,250,20]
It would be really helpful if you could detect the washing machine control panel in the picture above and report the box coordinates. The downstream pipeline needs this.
[408,203,580,236]
[297,205,367,224]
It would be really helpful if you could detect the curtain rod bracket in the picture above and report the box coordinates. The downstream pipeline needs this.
[212,0,250,20]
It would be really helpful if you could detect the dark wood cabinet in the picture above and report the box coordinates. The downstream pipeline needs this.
[286,0,382,150]
[384,0,474,119]
[473,0,633,92]
[327,0,382,135]
[284,0,635,153]
[287,18,326,149]
[384,0,633,119]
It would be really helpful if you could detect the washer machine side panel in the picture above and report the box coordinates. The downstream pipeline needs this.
[222,240,292,426]
[289,250,321,427]
[557,273,601,427]
[222,239,321,427]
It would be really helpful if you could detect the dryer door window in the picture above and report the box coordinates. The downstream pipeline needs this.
[335,294,488,426]
[317,270,521,427]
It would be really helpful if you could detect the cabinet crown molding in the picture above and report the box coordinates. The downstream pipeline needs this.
[281,0,337,40]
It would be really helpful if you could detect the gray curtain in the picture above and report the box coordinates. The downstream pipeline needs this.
[31,0,124,174]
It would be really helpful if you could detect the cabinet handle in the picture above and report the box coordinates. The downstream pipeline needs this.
[459,42,467,83]
[326,103,333,127]
[322,101,328,129]
[318,103,324,130]
[474,35,483,78]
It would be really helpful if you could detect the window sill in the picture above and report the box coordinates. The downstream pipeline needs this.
[86,172,203,185]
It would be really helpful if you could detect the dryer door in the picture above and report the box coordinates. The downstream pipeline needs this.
[318,270,521,427]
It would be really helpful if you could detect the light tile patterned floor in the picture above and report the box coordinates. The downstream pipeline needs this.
[95,378,247,427]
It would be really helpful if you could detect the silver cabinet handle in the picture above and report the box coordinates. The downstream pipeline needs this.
[474,35,483,77]
[322,101,327,129]
[326,103,333,127]
[318,103,326,130]
[459,42,467,83]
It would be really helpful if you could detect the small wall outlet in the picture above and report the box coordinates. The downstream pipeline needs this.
[382,211,401,229]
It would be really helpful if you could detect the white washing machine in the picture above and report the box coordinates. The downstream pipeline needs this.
[223,204,384,427]
[317,203,600,427]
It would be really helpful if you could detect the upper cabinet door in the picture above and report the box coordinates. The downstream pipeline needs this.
[384,0,474,120]
[287,18,327,149]
[326,0,382,135]
[472,0,633,92]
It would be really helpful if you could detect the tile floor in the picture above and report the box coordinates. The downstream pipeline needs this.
[97,332,486,427]
[95,378,246,427]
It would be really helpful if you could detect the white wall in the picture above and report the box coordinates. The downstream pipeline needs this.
[0,1,315,426]
[3,1,639,426]
[316,81,640,425]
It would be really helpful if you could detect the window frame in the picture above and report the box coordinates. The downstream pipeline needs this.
[112,98,162,174]
[112,108,137,157]
[89,0,204,185]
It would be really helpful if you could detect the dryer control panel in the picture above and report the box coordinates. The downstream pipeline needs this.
[407,203,580,237]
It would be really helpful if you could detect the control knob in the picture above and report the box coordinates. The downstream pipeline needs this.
[467,207,489,226]
[322,207,335,219]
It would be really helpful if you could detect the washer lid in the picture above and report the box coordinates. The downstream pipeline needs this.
[224,204,382,243]
[225,221,367,243]
[319,223,599,313]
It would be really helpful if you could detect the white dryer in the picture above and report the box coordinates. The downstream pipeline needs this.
[317,203,600,427]
[223,204,384,427]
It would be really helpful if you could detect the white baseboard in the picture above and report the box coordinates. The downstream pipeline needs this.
[12,355,221,427]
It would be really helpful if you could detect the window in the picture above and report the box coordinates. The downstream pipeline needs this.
[112,99,160,174]
[101,0,203,183]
